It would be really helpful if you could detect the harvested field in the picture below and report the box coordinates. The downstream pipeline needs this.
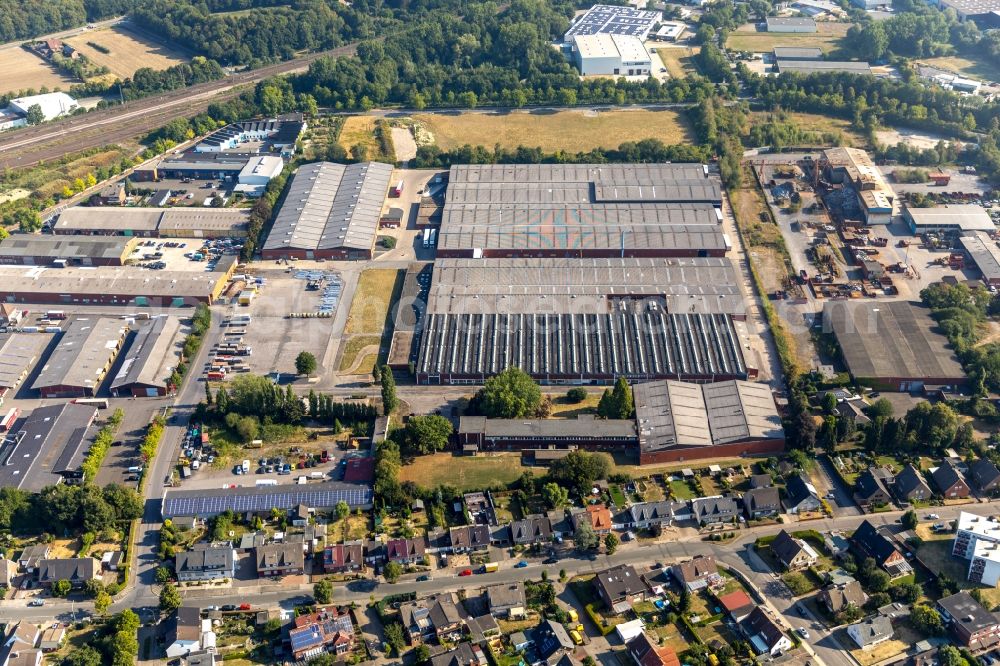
[726,22,850,53]
[339,116,394,162]
[653,45,700,78]
[920,55,1000,84]
[0,48,78,96]
[414,108,694,152]
[66,26,189,82]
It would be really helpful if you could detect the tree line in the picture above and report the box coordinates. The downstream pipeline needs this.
[0,0,137,43]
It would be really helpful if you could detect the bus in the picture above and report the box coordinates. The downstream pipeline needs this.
[229,315,251,326]
[0,408,20,432]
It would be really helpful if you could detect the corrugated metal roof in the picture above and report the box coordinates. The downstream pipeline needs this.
[111,316,182,392]
[31,318,127,392]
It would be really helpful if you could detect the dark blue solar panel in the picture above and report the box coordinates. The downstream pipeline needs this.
[163,484,373,517]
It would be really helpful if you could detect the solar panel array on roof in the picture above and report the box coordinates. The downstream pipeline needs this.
[564,4,660,41]
[162,482,373,518]
[264,161,393,253]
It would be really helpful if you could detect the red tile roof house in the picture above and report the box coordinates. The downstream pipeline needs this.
[288,606,354,661]
[628,632,681,666]
[323,543,364,574]
[387,537,426,565]
[717,589,755,622]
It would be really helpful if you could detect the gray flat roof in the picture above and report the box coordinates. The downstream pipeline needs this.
[0,235,136,261]
[773,47,823,59]
[426,257,744,316]
[110,316,182,392]
[960,232,1000,282]
[265,161,393,253]
[439,163,725,253]
[31,318,127,392]
[939,0,1000,15]
[777,59,872,74]
[634,380,784,452]
[53,207,250,234]
[767,16,817,27]
[0,334,50,391]
[162,481,374,518]
[564,4,660,40]
[0,403,97,490]
[823,300,966,382]
[459,414,636,439]
[904,204,995,232]
[0,263,230,301]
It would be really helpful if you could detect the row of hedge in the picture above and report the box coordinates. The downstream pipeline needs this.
[80,407,124,481]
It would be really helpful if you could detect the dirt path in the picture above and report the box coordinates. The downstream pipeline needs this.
[392,127,417,163]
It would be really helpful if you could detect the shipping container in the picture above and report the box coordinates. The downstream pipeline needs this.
[46,310,66,320]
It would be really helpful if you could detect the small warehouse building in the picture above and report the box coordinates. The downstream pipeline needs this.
[0,235,138,266]
[0,402,99,490]
[261,161,394,260]
[935,0,1000,21]
[903,204,996,234]
[773,47,823,61]
[823,300,968,391]
[0,261,235,307]
[32,318,128,398]
[458,415,637,452]
[110,316,182,397]
[635,380,785,464]
[573,34,652,77]
[765,17,817,32]
[234,156,285,197]
[777,60,872,75]
[959,232,1000,285]
[380,207,405,228]
[0,334,50,403]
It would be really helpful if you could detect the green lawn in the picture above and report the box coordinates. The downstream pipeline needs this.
[670,479,696,500]
[399,453,542,491]
[610,484,628,507]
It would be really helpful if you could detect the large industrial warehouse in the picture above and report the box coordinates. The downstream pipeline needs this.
[261,161,394,260]
[563,4,660,43]
[110,316,182,397]
[823,300,968,391]
[52,207,251,238]
[31,318,128,398]
[414,257,751,385]
[634,380,785,464]
[0,235,139,266]
[0,403,99,490]
[0,334,50,403]
[435,164,726,259]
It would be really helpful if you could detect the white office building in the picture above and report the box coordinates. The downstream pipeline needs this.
[574,34,651,77]
[235,155,285,196]
[953,512,1000,586]
[8,92,78,121]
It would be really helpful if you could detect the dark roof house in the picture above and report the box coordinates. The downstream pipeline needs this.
[969,458,1000,494]
[851,521,913,578]
[893,464,932,503]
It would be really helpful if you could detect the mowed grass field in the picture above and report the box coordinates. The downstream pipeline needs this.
[654,45,700,78]
[399,453,542,491]
[340,269,404,374]
[65,26,188,81]
[0,48,78,95]
[726,22,851,53]
[414,108,694,152]
[920,55,1000,83]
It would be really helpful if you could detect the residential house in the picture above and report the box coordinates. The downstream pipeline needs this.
[2,649,41,666]
[291,504,310,527]
[750,474,773,489]
[969,459,1000,495]
[595,565,648,614]
[288,606,354,661]
[717,589,755,622]
[574,504,614,535]
[175,546,235,582]
[463,492,491,524]
[742,487,781,519]
[848,616,894,650]
[851,521,913,578]
[835,400,871,426]
[38,627,65,652]
[670,555,721,592]
[399,593,466,644]
[185,651,216,666]
[0,622,40,666]
[90,183,126,206]
[615,501,690,532]
[256,543,305,577]
[36,558,99,588]
[387,537,426,564]
[819,580,867,615]
[784,473,822,515]
[937,591,1000,651]
[486,582,526,619]
[931,460,971,499]
[323,543,364,574]
[166,607,204,658]
[547,509,571,538]
[893,464,933,504]
[771,530,820,570]
[740,607,793,657]
[363,540,385,566]
[627,633,681,666]
[510,515,553,546]
[854,468,894,508]
[17,545,49,572]
[0,558,15,587]
[533,619,575,665]
[449,525,491,553]
[430,642,488,666]
[691,496,739,525]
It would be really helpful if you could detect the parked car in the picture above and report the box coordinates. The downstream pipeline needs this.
[458,569,473,577]
[416,575,430,582]
[514,561,529,568]
[926,513,940,520]
[28,599,44,607]
[542,557,559,565]
[797,627,809,639]
[221,604,237,611]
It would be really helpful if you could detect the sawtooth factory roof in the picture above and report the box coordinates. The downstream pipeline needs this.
[437,163,725,255]
[634,380,783,453]
[264,161,393,254]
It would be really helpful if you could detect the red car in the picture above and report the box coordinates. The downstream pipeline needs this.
[239,603,251,611]
[458,569,472,577]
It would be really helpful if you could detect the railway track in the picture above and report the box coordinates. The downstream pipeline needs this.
[0,43,358,171]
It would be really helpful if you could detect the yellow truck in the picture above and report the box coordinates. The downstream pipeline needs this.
[568,609,579,623]
[569,630,583,646]
[483,562,500,573]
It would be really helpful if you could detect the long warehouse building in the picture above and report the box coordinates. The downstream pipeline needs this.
[262,161,394,260]
[415,257,752,385]
[436,163,727,259]
[0,403,99,490]
[31,318,128,398]
[110,316,182,397]
[52,207,251,238]
[0,235,139,266]
[0,334,50,403]
[162,482,374,518]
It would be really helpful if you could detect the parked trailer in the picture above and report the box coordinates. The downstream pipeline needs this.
[72,398,108,409]
[0,408,20,432]
[207,372,227,381]
[46,310,67,320]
